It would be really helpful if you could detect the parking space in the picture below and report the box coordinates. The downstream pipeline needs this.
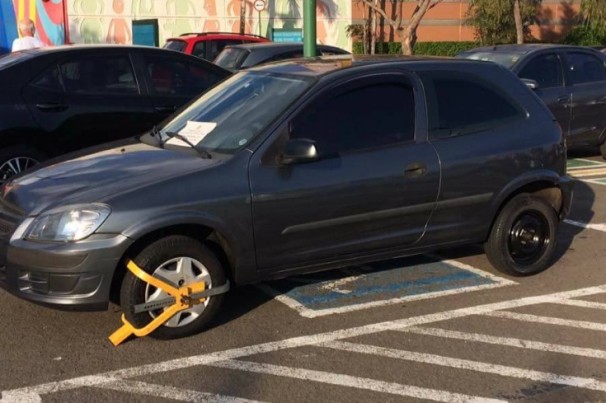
[258,255,515,318]
[3,285,606,402]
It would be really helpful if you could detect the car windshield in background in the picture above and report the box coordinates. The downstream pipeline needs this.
[161,71,313,153]
[214,47,248,70]
[459,51,523,68]
[163,40,187,53]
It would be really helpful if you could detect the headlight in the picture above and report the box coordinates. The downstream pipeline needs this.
[26,204,111,242]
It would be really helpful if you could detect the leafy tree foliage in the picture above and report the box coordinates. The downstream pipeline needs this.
[466,0,542,45]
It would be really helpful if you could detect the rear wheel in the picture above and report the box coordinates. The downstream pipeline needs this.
[600,139,606,160]
[0,145,45,183]
[120,235,226,339]
[484,194,558,276]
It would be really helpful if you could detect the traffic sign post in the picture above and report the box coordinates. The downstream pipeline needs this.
[254,0,266,36]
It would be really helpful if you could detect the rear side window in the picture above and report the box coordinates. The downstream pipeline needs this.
[291,81,415,156]
[518,53,563,88]
[421,72,525,137]
[192,42,206,59]
[143,55,225,96]
[163,40,187,53]
[29,65,63,91]
[566,52,606,84]
[59,56,138,95]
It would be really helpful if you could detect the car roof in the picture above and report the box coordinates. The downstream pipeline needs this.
[15,44,187,55]
[226,42,344,52]
[460,43,596,56]
[249,54,490,77]
[167,32,267,41]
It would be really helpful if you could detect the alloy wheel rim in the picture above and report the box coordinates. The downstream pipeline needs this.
[145,256,212,328]
[0,157,39,182]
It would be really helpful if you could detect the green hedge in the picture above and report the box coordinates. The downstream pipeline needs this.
[353,41,479,56]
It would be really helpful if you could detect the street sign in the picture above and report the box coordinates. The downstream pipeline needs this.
[254,0,266,11]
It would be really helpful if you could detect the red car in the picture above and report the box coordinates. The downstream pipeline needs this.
[163,32,269,61]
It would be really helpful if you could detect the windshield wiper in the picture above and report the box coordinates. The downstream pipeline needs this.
[164,131,212,159]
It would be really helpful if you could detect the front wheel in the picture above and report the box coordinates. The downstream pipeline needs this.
[484,194,558,276]
[0,145,45,183]
[120,235,226,339]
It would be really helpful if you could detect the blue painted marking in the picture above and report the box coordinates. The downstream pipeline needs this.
[265,255,503,312]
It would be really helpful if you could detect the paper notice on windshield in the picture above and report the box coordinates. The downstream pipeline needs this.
[166,121,217,146]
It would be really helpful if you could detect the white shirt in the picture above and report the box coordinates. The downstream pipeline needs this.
[12,36,46,52]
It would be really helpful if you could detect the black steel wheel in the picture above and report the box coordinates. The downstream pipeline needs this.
[484,194,558,276]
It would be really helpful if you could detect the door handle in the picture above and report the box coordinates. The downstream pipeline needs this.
[154,106,177,113]
[405,162,427,178]
[35,103,68,112]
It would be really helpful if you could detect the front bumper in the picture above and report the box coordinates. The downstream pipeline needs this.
[0,233,133,311]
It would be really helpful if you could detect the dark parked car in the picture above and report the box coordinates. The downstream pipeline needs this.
[0,45,230,182]
[163,32,269,61]
[213,42,350,71]
[458,44,606,157]
[0,57,571,339]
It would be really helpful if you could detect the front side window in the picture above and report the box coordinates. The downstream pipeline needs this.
[518,53,564,88]
[143,55,225,96]
[59,56,138,95]
[290,81,415,156]
[421,72,525,137]
[192,42,206,59]
[566,52,606,84]
[160,71,312,153]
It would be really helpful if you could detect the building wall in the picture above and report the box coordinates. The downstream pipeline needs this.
[65,0,351,49]
[352,0,581,43]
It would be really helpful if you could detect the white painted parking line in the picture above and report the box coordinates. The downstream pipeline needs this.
[564,219,606,232]
[484,311,606,331]
[322,341,606,393]
[208,359,505,403]
[399,326,606,360]
[554,299,606,310]
[2,285,605,402]
[96,380,262,402]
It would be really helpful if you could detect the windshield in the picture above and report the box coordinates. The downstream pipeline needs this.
[458,51,523,68]
[214,47,248,70]
[160,71,313,153]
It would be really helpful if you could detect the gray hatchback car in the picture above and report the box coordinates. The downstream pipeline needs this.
[0,56,572,339]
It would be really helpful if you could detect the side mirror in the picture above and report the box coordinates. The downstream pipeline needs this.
[521,78,540,90]
[280,138,319,165]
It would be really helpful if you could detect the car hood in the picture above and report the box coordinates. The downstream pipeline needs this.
[2,142,217,216]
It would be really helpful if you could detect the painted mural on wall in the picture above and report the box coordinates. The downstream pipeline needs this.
[13,0,65,45]
[67,0,351,49]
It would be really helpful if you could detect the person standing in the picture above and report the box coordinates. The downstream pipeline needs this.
[11,19,46,52]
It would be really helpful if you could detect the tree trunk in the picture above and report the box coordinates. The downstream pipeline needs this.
[370,0,377,54]
[240,0,246,34]
[400,25,417,55]
[514,0,524,44]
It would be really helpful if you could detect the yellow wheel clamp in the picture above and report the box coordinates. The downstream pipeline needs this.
[109,260,230,346]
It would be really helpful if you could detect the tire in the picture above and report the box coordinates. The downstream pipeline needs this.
[484,194,558,276]
[120,235,226,340]
[0,145,46,183]
[600,140,606,160]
